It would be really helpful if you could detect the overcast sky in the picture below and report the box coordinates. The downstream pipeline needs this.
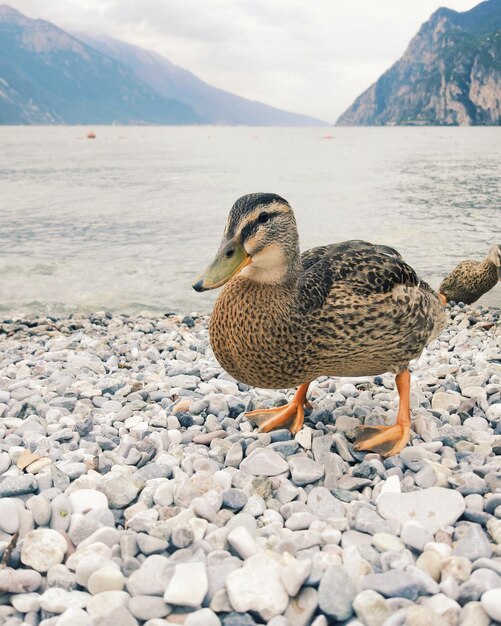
[9,0,479,123]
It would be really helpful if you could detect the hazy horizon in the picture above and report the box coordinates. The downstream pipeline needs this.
[4,0,481,124]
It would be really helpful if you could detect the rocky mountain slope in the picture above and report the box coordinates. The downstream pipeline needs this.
[0,5,200,125]
[337,0,501,126]
[0,5,324,126]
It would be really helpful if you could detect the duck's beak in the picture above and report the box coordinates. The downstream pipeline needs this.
[192,239,251,292]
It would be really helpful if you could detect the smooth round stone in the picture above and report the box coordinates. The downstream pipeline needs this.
[69,489,109,514]
[87,566,126,595]
[0,568,41,594]
[86,591,131,619]
[405,605,448,626]
[185,608,221,626]
[128,595,171,620]
[0,498,20,533]
[400,521,433,552]
[459,602,490,626]
[372,533,404,553]
[480,588,501,621]
[26,495,51,527]
[75,555,118,586]
[21,529,67,572]
[352,589,392,626]
[10,593,40,613]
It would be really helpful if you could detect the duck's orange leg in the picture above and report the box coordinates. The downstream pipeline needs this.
[354,370,411,457]
[438,293,447,306]
[245,382,311,435]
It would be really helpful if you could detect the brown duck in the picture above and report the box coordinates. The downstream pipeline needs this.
[193,193,446,457]
[439,245,501,305]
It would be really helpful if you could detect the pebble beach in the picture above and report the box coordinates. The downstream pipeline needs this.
[0,304,500,626]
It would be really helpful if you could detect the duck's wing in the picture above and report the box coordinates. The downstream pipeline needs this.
[298,240,430,313]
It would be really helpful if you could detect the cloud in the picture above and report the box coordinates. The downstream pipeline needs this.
[7,0,480,122]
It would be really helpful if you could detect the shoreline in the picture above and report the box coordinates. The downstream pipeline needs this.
[0,304,500,625]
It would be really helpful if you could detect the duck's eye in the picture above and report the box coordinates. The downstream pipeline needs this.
[225,248,235,259]
[258,211,269,224]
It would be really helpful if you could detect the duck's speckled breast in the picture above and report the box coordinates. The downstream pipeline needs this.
[209,277,309,388]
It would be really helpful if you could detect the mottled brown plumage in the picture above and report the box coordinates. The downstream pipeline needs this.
[439,245,501,305]
[194,193,447,456]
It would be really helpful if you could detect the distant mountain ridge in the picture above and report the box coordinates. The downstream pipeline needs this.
[337,0,501,126]
[0,5,325,126]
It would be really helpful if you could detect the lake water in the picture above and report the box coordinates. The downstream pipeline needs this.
[0,126,500,315]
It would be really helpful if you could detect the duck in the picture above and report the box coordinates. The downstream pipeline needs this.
[193,193,447,457]
[438,245,501,305]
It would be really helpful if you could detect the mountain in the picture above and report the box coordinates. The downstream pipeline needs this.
[76,34,326,127]
[337,0,501,126]
[0,5,325,126]
[0,5,200,124]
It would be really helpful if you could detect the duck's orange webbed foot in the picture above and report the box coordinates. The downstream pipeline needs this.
[353,370,411,458]
[245,382,311,435]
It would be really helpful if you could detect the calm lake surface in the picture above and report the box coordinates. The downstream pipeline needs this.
[0,126,500,315]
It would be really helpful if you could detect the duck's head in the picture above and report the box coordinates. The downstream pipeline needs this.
[487,244,501,280]
[193,193,300,292]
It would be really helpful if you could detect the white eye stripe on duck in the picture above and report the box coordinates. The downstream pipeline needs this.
[235,207,289,244]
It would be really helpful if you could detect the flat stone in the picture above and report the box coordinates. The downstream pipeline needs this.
[377,487,465,534]
[318,565,354,620]
[21,529,67,572]
[306,487,344,521]
[10,592,40,613]
[288,454,324,486]
[361,570,420,600]
[39,587,90,613]
[128,595,171,620]
[240,449,289,476]
[163,562,208,607]
[0,474,38,496]
[0,567,42,593]
[185,608,222,626]
[226,552,289,621]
